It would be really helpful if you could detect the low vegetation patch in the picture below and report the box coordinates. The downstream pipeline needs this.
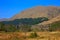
[28,32,39,38]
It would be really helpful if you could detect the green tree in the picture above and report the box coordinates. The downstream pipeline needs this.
[6,24,17,32]
[0,22,5,31]
[29,32,38,38]
[19,24,31,32]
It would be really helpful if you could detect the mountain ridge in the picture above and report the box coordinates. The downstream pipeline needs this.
[0,18,9,22]
[10,6,60,20]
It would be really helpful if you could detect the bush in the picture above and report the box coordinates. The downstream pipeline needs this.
[1,24,17,32]
[29,32,38,38]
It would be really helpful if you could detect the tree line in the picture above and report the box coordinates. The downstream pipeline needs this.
[0,17,49,32]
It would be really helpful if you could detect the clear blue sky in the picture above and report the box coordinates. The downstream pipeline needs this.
[0,0,60,18]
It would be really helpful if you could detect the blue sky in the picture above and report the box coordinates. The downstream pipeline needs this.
[0,0,60,18]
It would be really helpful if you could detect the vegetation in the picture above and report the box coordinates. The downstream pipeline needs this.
[18,24,31,32]
[29,32,38,38]
[0,17,48,32]
[1,17,60,32]
[49,21,60,31]
[2,17,48,25]
[0,32,60,40]
[0,24,17,32]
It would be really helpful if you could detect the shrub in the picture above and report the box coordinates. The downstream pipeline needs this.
[29,32,38,38]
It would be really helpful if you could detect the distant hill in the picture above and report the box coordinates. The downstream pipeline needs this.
[11,6,60,20]
[0,18,9,22]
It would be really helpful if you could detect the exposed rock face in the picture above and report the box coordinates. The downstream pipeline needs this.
[11,6,60,20]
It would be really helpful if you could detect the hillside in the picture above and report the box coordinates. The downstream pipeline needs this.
[38,15,60,25]
[34,15,60,31]
[11,6,60,20]
[1,6,60,32]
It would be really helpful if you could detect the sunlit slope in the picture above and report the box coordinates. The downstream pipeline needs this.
[11,6,60,20]
[38,15,60,25]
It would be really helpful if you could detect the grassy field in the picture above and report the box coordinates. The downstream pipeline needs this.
[0,32,60,40]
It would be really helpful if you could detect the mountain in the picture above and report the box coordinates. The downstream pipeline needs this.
[11,6,60,20]
[1,6,60,32]
[1,6,60,25]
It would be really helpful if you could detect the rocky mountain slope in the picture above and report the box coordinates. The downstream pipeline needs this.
[11,6,60,20]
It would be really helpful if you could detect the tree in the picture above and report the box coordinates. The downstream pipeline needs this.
[1,24,17,32]
[19,24,31,32]
[0,22,5,31]
[5,24,17,32]
[29,32,38,38]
